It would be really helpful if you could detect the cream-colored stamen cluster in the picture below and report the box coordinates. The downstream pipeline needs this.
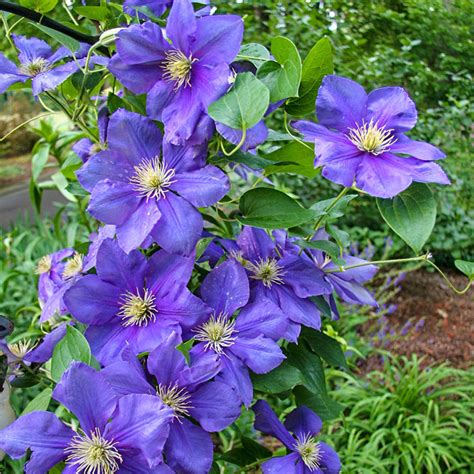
[346,119,397,155]
[62,253,84,280]
[35,255,52,275]
[162,50,197,90]
[295,433,323,470]
[130,157,176,201]
[118,288,157,327]
[7,339,36,359]
[65,428,122,474]
[247,257,286,288]
[157,383,193,419]
[194,314,237,354]
[19,58,52,77]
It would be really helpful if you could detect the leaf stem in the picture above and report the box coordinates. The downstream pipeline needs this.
[425,260,473,295]
[0,112,56,142]
[312,186,350,232]
[283,111,313,151]
[220,126,247,156]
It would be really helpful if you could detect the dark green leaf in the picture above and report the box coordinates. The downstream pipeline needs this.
[310,194,358,219]
[311,296,332,319]
[51,326,92,382]
[257,36,302,102]
[252,360,305,393]
[29,178,43,214]
[31,23,81,52]
[302,327,348,369]
[107,92,127,114]
[293,386,344,421]
[377,183,437,254]
[454,260,474,279]
[286,37,334,116]
[264,141,317,178]
[208,72,269,130]
[21,387,52,415]
[221,150,275,170]
[238,43,271,67]
[238,188,317,229]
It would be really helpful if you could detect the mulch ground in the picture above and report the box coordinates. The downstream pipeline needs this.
[363,269,473,370]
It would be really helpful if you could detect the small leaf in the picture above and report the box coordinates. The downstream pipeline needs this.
[21,388,52,415]
[75,5,111,21]
[286,344,327,394]
[454,260,474,279]
[310,194,358,219]
[297,240,345,265]
[302,327,348,369]
[252,360,305,393]
[208,72,269,130]
[377,183,437,254]
[31,23,81,52]
[264,141,317,178]
[238,188,317,229]
[51,172,77,202]
[21,0,58,14]
[286,37,334,116]
[238,43,271,67]
[31,142,50,182]
[218,150,275,170]
[293,386,344,421]
[257,36,302,102]
[51,326,92,382]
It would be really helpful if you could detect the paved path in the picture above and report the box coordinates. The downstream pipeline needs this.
[0,183,67,228]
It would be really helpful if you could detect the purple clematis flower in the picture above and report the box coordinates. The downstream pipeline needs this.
[77,109,229,255]
[102,332,241,474]
[64,238,210,365]
[293,75,450,198]
[305,230,378,317]
[124,0,210,19]
[109,0,243,144]
[0,362,172,473]
[230,227,333,342]
[191,259,287,406]
[253,400,341,474]
[0,35,97,96]
[35,248,86,322]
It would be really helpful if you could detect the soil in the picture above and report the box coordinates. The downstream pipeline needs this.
[363,269,473,370]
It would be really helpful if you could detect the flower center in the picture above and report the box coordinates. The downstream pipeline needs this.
[346,119,397,155]
[19,57,52,77]
[295,433,322,470]
[7,339,36,359]
[194,313,237,354]
[65,428,123,474]
[248,258,285,288]
[129,157,176,201]
[157,383,193,419]
[35,255,52,274]
[62,253,84,280]
[118,288,157,327]
[162,50,197,90]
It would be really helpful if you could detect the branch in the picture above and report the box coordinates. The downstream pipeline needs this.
[0,1,100,45]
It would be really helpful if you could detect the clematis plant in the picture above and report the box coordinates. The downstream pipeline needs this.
[0,0,471,472]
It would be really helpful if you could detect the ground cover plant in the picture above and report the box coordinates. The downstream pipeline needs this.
[0,1,472,473]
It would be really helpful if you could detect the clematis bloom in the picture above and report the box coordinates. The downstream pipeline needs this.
[293,75,450,198]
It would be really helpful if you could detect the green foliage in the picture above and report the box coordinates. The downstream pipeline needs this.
[377,183,437,255]
[325,355,474,473]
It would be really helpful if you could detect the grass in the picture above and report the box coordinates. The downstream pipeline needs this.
[325,354,474,473]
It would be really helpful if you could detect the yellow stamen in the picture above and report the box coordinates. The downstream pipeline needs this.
[295,433,322,470]
[63,253,84,280]
[194,313,237,354]
[129,157,176,201]
[35,255,52,275]
[118,288,157,327]
[347,119,397,155]
[157,383,193,420]
[247,257,286,288]
[162,50,197,90]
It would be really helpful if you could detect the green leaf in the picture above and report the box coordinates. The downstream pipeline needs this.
[286,37,334,116]
[21,388,52,415]
[50,172,77,202]
[293,386,344,421]
[218,150,275,170]
[297,240,345,265]
[310,194,358,219]
[208,72,269,130]
[51,326,92,382]
[286,344,327,394]
[75,6,111,21]
[29,178,43,214]
[257,36,302,102]
[302,327,348,369]
[454,260,474,279]
[252,360,305,393]
[107,92,127,114]
[238,188,317,229]
[31,23,81,52]
[264,141,317,178]
[21,0,58,14]
[238,43,271,67]
[377,183,437,254]
[31,142,50,182]
[219,437,272,467]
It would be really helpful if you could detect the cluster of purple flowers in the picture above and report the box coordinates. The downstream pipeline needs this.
[0,0,451,472]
